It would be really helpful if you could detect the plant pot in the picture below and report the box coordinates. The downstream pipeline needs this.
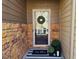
[49,53,57,57]
[49,53,54,56]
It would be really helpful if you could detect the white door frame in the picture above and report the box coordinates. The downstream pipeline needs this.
[32,9,51,47]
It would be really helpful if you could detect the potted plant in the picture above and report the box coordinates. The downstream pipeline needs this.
[48,47,55,56]
[51,39,61,56]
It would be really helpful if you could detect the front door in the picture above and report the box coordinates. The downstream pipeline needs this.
[33,9,51,47]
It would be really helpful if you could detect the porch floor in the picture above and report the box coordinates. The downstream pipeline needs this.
[23,48,64,59]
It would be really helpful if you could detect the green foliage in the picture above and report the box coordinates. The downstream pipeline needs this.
[48,39,61,54]
[48,47,55,53]
[51,39,61,50]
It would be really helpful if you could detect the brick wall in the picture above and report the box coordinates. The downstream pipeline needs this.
[2,0,28,59]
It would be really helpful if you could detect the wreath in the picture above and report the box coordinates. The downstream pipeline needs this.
[37,16,45,24]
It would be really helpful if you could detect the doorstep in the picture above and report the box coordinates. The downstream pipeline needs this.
[23,48,64,59]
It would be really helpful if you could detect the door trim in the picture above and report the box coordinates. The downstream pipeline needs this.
[32,9,51,47]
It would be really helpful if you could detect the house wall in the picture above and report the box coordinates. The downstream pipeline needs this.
[2,0,75,59]
[2,0,28,59]
[26,0,60,48]
[59,0,75,59]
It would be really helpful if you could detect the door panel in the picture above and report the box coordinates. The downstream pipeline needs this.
[33,9,51,46]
